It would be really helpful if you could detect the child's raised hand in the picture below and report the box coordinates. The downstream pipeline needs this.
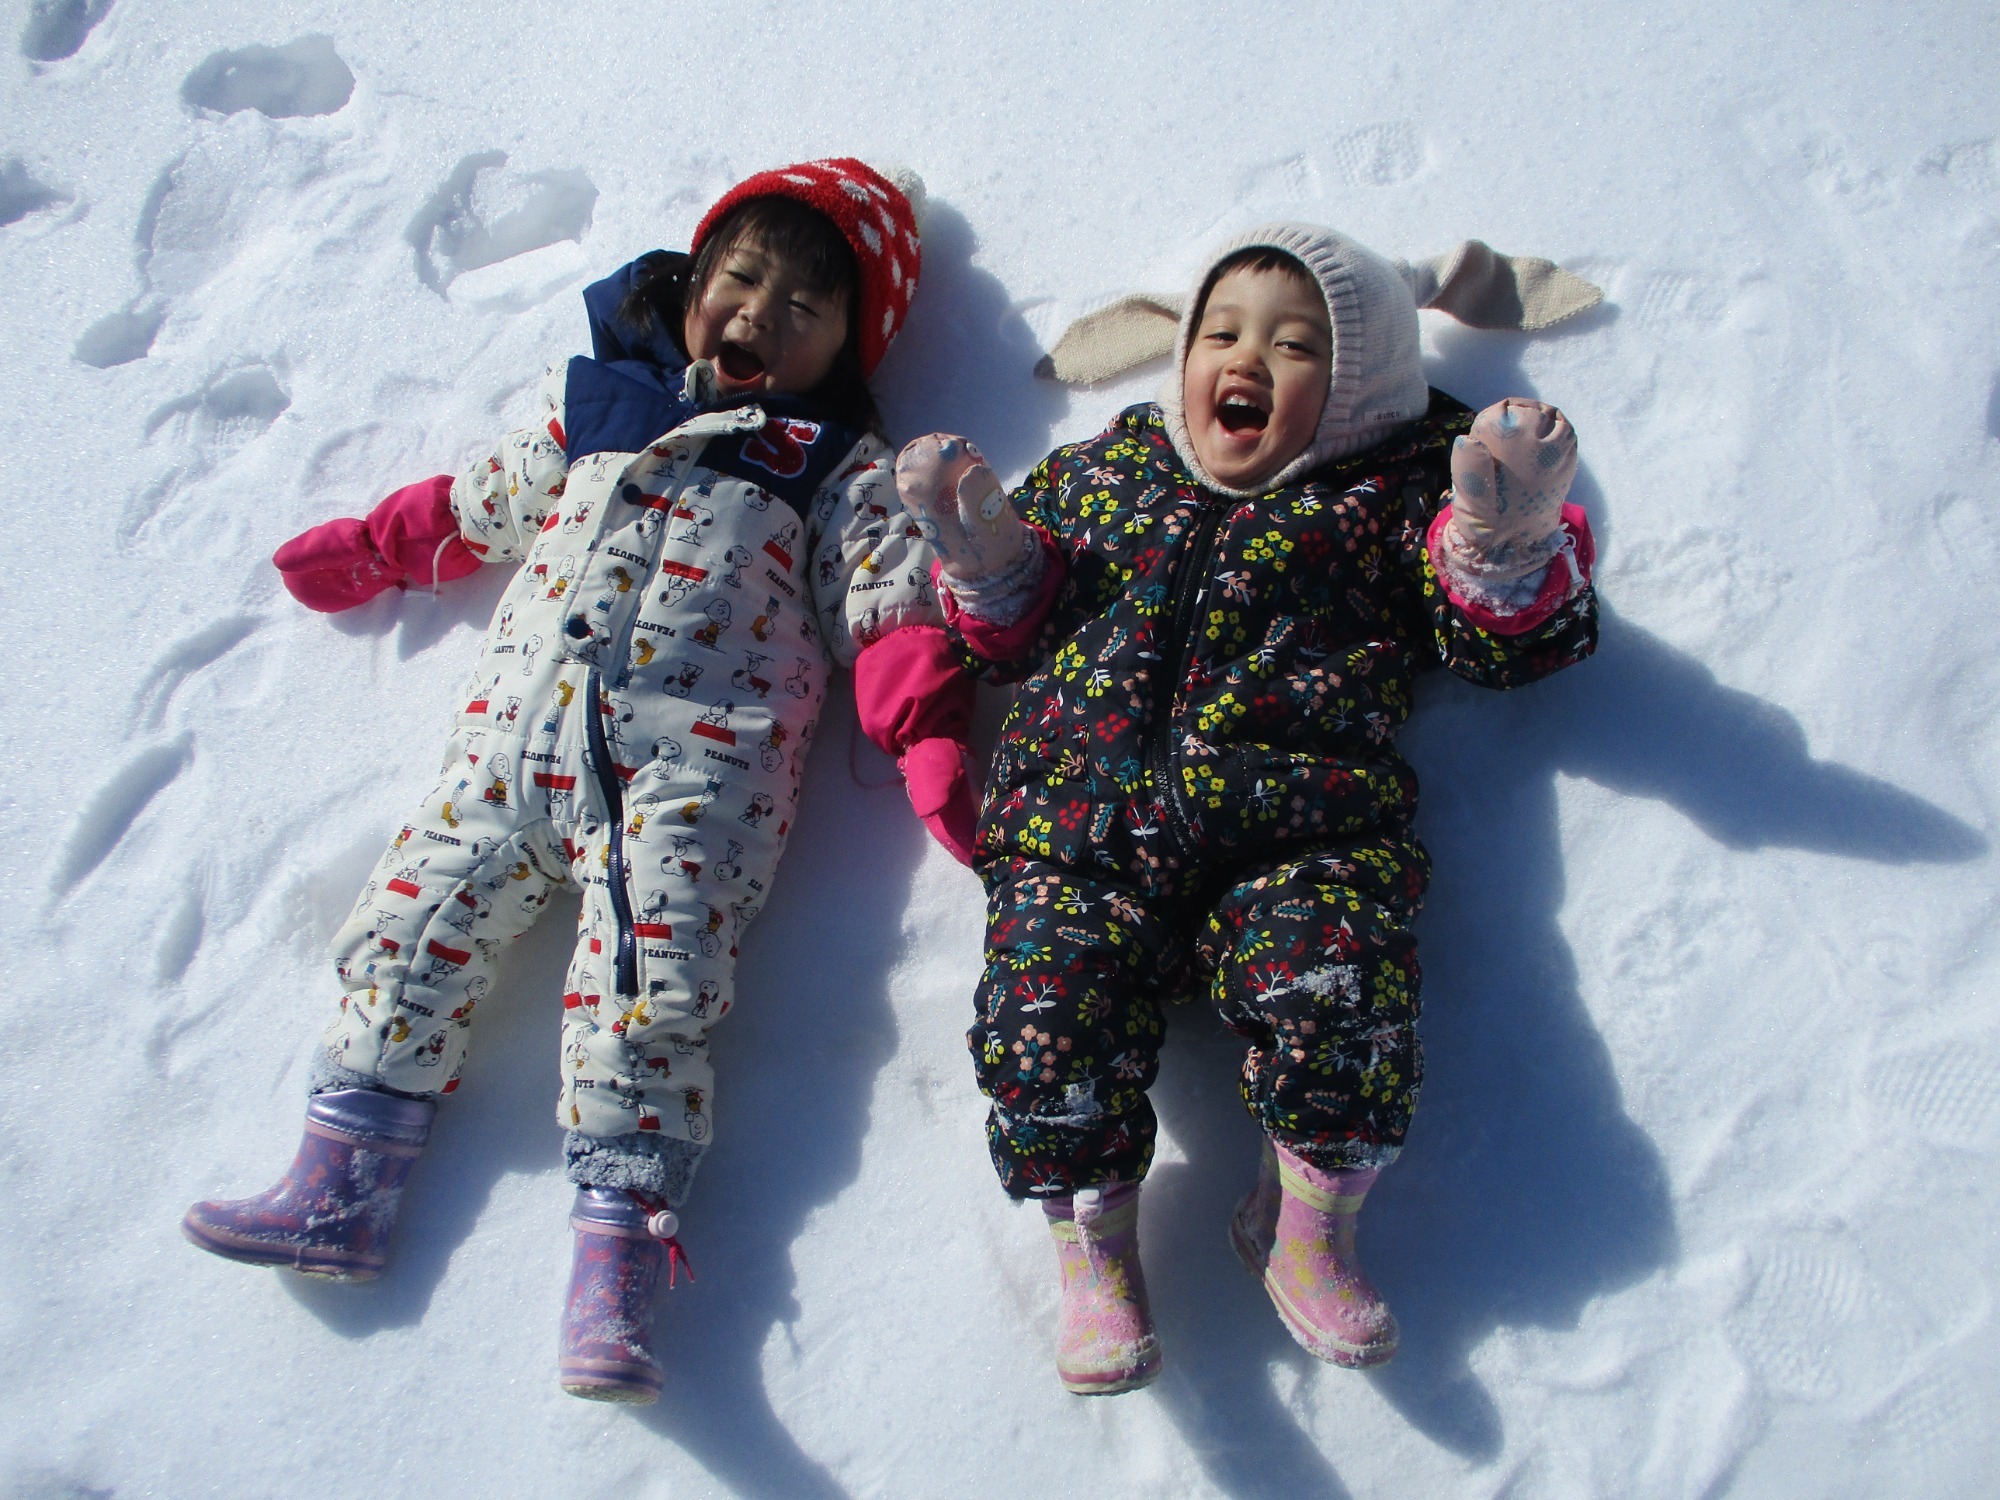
[894,434,1032,588]
[1446,400,1578,580]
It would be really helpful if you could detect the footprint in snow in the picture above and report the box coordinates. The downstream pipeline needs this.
[300,421,431,505]
[1870,1370,1979,1482]
[1927,491,2000,582]
[1866,1038,2000,1151]
[181,35,355,119]
[52,736,194,899]
[1914,139,1995,194]
[0,157,72,227]
[73,303,164,367]
[131,613,262,730]
[406,151,598,294]
[1217,129,1421,231]
[1324,121,1422,188]
[1238,153,1321,206]
[18,0,112,62]
[144,362,291,446]
[121,365,290,546]
[1622,268,1730,330]
[1727,1237,1920,1404]
[76,127,314,366]
[153,876,207,984]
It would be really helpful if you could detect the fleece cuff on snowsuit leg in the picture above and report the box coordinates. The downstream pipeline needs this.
[308,1049,438,1102]
[564,1129,705,1206]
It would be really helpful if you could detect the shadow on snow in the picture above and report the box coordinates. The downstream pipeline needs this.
[1131,319,1985,1485]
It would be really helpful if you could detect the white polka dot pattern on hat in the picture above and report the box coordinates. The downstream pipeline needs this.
[689,158,922,374]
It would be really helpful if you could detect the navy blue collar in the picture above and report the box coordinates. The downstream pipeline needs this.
[562,255,866,516]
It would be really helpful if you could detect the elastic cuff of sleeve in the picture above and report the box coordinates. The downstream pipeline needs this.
[940,528,1047,624]
[1427,502,1596,636]
[939,529,1065,658]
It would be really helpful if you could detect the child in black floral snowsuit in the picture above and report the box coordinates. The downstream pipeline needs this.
[894,223,1601,1393]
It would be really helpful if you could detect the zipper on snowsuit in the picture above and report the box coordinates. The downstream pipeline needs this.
[1145,499,1225,865]
[583,664,641,998]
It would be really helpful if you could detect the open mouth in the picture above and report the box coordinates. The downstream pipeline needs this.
[717,341,765,383]
[1216,394,1269,433]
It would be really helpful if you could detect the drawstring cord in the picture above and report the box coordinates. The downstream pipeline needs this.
[661,1237,694,1289]
[1556,530,1583,592]
[428,534,457,601]
[1072,1187,1112,1276]
[627,1190,696,1288]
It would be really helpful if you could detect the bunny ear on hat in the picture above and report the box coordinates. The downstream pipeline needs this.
[1032,293,1187,384]
[1033,241,1603,385]
[1395,241,1602,331]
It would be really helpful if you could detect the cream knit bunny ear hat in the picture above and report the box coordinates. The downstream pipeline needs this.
[1037,223,1603,498]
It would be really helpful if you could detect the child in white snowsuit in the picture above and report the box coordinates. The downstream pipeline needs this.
[894,224,1602,1393]
[184,161,980,1404]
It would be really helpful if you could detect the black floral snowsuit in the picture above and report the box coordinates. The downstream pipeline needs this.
[955,396,1598,1198]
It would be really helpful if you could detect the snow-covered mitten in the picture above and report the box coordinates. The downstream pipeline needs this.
[852,626,979,865]
[1440,398,1578,583]
[558,1187,692,1404]
[894,434,1049,625]
[1043,1183,1163,1395]
[181,1087,436,1280]
[273,475,483,612]
[1230,1139,1397,1367]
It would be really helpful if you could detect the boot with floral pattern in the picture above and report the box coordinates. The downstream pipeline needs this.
[1043,1182,1162,1394]
[181,1087,435,1280]
[1230,1139,1398,1367]
[558,1187,692,1404]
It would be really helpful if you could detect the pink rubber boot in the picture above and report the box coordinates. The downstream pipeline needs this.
[1043,1183,1163,1395]
[1230,1140,1398,1367]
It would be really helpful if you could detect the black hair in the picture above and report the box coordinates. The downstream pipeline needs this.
[617,196,885,437]
[1188,246,1317,330]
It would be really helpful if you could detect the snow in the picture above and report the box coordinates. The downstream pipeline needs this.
[3,2,1998,1495]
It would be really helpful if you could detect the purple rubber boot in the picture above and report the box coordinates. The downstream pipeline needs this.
[558,1188,692,1404]
[1044,1183,1163,1395]
[1230,1139,1398,1367]
[182,1088,435,1281]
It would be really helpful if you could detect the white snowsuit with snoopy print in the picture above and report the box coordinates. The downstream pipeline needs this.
[322,358,941,1194]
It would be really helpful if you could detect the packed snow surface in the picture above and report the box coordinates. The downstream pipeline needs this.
[3,3,1998,1496]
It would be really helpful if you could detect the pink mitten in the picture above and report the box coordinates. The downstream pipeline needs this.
[852,626,979,865]
[895,434,1048,625]
[273,475,481,612]
[1443,399,1578,580]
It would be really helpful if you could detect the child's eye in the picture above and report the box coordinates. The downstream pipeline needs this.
[790,298,821,319]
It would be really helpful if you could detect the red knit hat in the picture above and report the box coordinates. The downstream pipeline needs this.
[691,158,923,377]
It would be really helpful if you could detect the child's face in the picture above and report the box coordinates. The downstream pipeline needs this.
[682,234,851,397]
[1182,265,1331,491]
